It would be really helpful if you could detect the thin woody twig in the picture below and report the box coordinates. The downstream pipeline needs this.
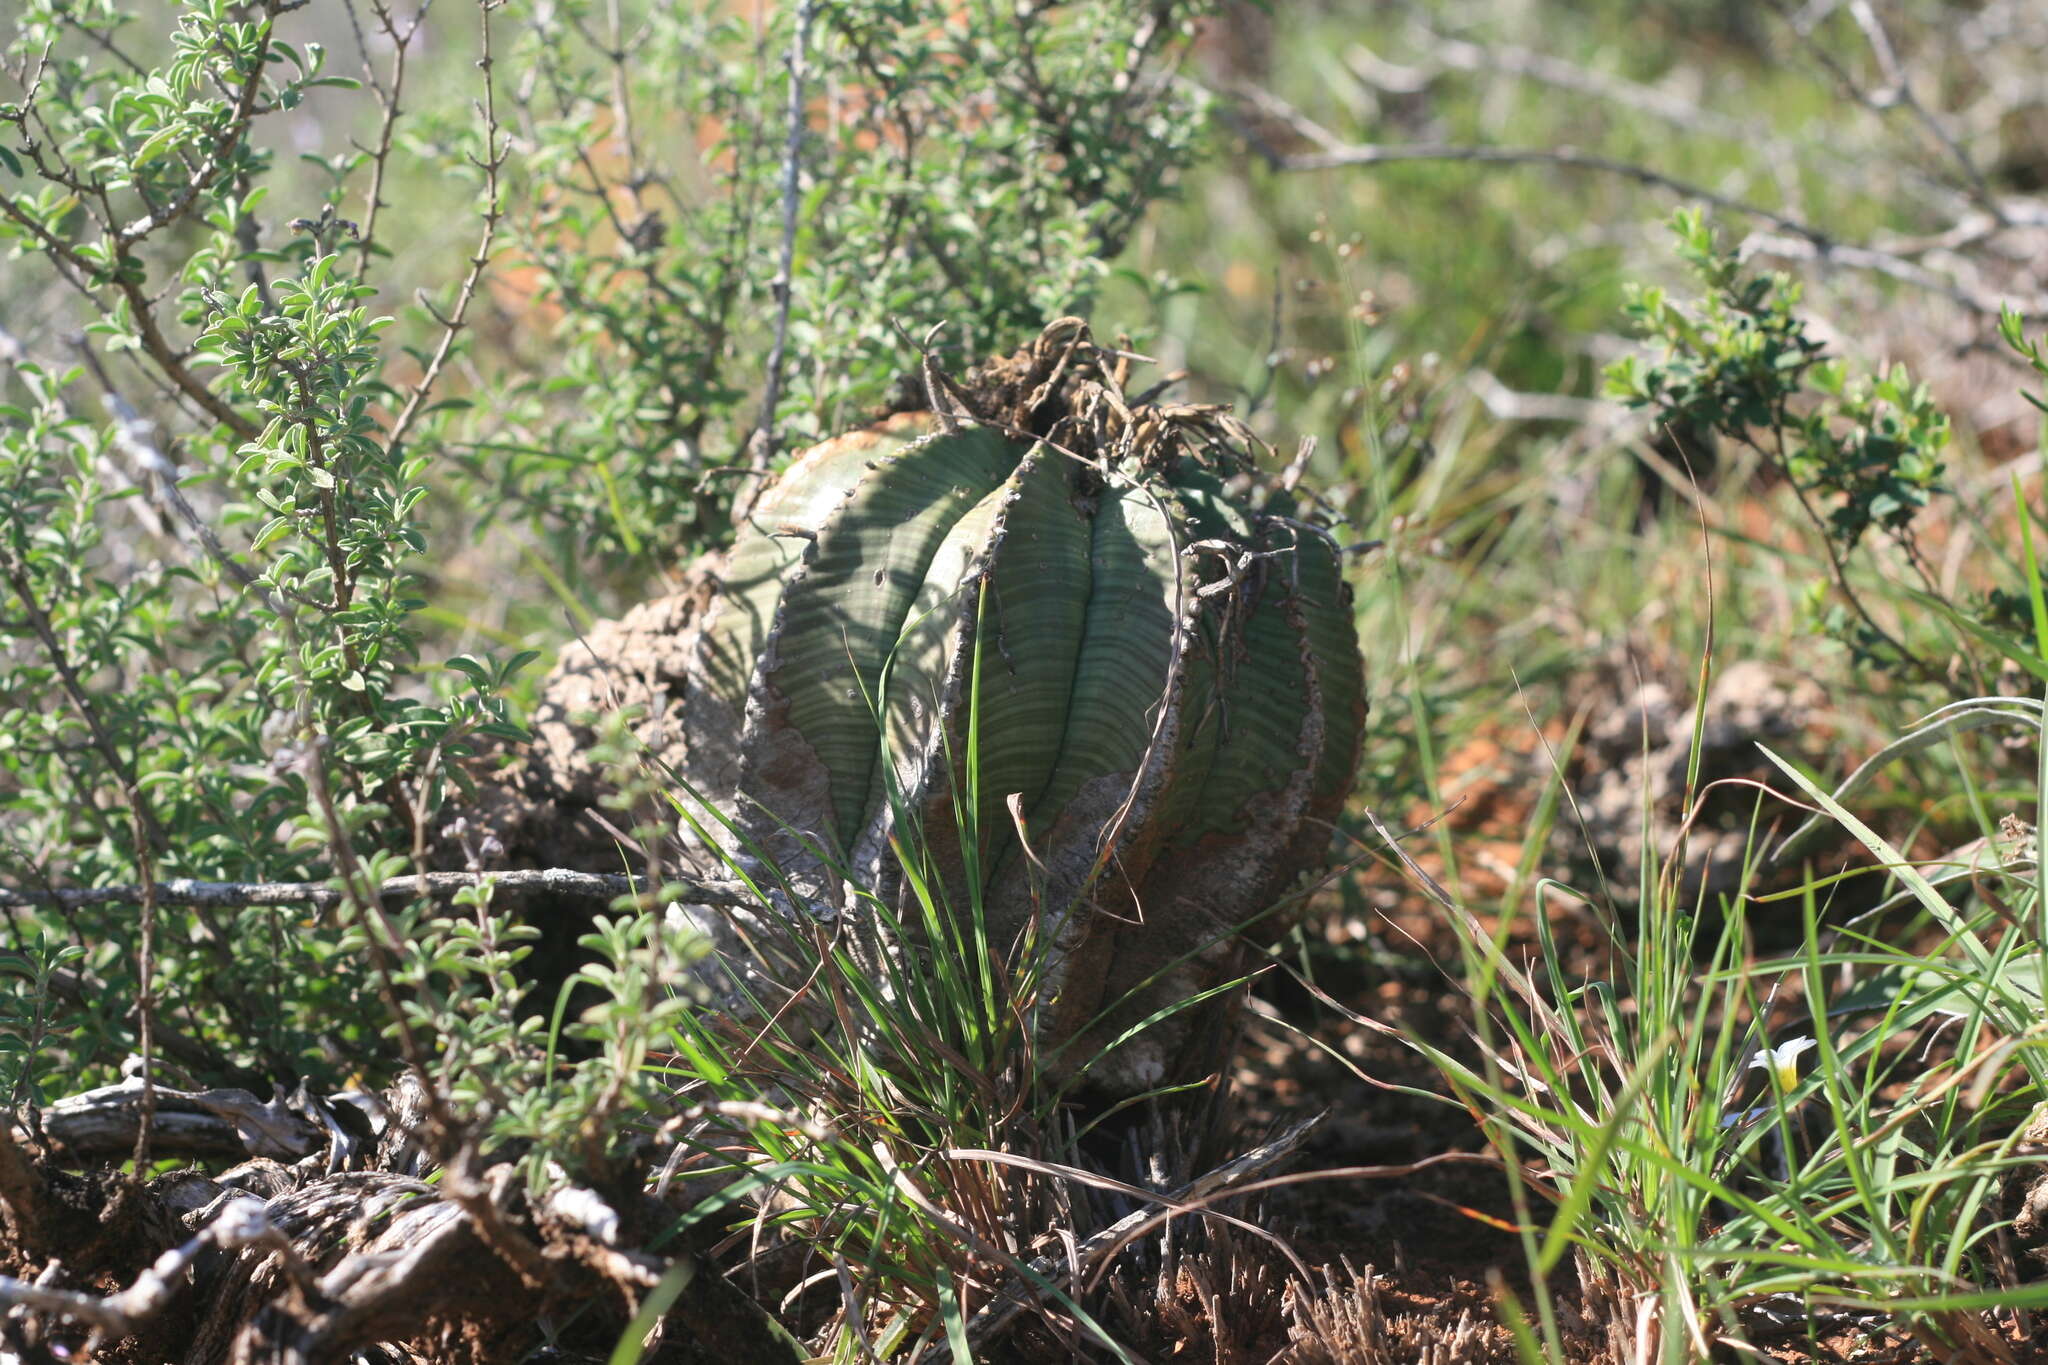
[0,173,259,438]
[748,0,819,475]
[127,797,159,1177]
[1764,420,1945,688]
[1737,229,2048,318]
[1787,0,2002,217]
[299,742,475,1173]
[1236,85,2048,321]
[1359,34,1751,139]
[110,2,284,249]
[385,0,505,453]
[0,868,756,914]
[0,2,280,442]
[0,1196,302,1343]
[349,0,436,286]
[69,338,295,616]
[0,560,167,858]
[1265,138,1832,246]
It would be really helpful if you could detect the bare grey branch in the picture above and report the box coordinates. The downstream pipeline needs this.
[0,868,756,913]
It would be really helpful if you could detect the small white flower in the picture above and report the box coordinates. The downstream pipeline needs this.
[1749,1036,1818,1094]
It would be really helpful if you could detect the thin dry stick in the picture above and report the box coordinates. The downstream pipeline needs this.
[1361,32,1750,137]
[1271,140,1833,245]
[1777,0,2001,218]
[0,868,755,913]
[602,0,647,213]
[349,0,437,286]
[292,743,562,1296]
[1234,86,2048,320]
[127,803,158,1178]
[1739,229,2034,318]
[1332,25,1827,221]
[0,1197,305,1345]
[385,0,505,452]
[749,0,819,472]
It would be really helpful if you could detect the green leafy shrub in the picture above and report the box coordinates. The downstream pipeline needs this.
[457,0,1215,579]
[0,0,1215,1170]
[1607,210,1990,690]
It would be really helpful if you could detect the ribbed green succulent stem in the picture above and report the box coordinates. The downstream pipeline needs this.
[1007,478,1182,878]
[741,427,1016,854]
[691,419,1365,1090]
[699,416,934,719]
